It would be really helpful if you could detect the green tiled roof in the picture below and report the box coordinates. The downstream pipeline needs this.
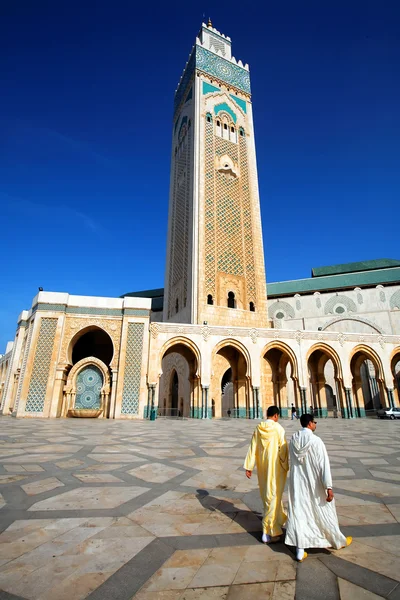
[121,288,164,312]
[312,258,400,278]
[267,267,400,298]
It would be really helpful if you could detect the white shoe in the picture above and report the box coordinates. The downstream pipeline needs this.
[296,548,306,562]
[262,533,271,544]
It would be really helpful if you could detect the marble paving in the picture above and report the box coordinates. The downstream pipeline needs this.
[0,418,400,600]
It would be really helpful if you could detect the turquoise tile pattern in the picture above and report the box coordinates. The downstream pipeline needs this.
[121,323,145,415]
[174,45,250,115]
[25,318,57,413]
[75,366,102,410]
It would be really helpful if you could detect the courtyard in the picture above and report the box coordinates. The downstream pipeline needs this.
[0,417,399,600]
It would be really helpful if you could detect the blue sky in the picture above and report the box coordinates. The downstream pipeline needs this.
[1,0,399,350]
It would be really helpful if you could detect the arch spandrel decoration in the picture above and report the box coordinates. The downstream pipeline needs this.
[59,318,121,369]
[63,356,111,417]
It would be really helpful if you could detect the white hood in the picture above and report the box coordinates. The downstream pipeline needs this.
[291,428,314,463]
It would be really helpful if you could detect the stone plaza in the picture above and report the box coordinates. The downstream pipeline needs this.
[0,417,399,599]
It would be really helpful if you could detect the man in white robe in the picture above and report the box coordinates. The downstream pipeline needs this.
[285,413,352,562]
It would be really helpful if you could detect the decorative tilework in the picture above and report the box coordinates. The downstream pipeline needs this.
[230,94,247,113]
[214,102,237,123]
[168,106,192,316]
[390,290,400,310]
[33,303,66,313]
[66,307,122,316]
[196,46,251,94]
[203,81,220,95]
[0,341,17,411]
[203,112,257,306]
[324,295,357,315]
[75,366,102,410]
[268,301,295,319]
[121,323,145,415]
[174,45,250,117]
[13,322,34,414]
[25,318,57,413]
[32,304,149,317]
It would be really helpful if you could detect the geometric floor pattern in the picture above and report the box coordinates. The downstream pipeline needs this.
[1,417,400,600]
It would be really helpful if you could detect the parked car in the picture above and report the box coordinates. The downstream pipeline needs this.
[377,407,400,420]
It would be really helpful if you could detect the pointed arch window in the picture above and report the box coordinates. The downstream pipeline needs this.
[207,294,213,305]
[227,291,236,309]
[249,302,255,312]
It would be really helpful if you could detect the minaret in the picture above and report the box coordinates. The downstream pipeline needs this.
[163,22,268,328]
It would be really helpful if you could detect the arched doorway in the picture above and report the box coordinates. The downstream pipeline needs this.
[170,370,180,416]
[262,344,299,418]
[350,347,386,417]
[391,350,400,406]
[307,345,344,418]
[159,340,200,418]
[221,368,234,417]
[211,342,250,418]
[71,328,113,365]
[65,326,114,417]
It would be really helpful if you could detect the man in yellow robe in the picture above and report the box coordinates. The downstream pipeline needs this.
[244,405,289,543]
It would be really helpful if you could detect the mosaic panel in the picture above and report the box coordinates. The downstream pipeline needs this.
[13,322,34,414]
[168,113,192,316]
[25,318,57,413]
[204,118,216,297]
[239,134,257,305]
[324,295,357,315]
[121,323,144,415]
[204,115,257,306]
[32,304,149,317]
[196,46,251,94]
[75,366,102,410]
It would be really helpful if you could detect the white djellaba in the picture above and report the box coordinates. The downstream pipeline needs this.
[285,428,350,560]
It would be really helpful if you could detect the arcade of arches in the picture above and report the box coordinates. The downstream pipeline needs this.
[157,340,399,419]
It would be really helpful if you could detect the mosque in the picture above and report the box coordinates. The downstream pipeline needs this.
[1,22,400,420]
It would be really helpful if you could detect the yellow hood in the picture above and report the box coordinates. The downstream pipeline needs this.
[257,420,280,448]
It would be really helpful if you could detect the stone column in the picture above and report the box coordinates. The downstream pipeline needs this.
[146,384,152,419]
[150,384,157,420]
[49,366,68,418]
[386,388,395,409]
[344,388,355,419]
[202,386,209,419]
[300,387,307,414]
[109,369,118,419]
[251,386,257,419]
